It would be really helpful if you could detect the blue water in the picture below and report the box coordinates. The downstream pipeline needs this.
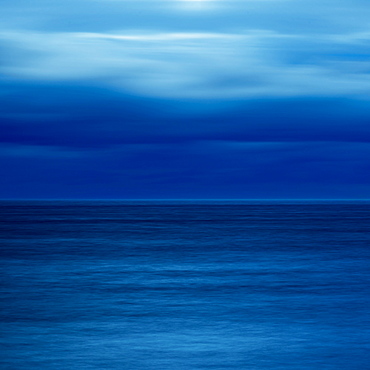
[1,200,370,369]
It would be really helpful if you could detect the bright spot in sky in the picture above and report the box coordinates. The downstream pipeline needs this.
[177,0,217,11]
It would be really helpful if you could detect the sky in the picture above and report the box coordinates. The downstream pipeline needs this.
[1,0,370,199]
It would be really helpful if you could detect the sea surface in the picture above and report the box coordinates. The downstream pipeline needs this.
[1,200,370,369]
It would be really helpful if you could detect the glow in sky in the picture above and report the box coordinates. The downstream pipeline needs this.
[176,0,218,10]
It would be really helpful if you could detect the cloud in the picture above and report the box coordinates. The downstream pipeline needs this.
[1,81,370,154]
[1,0,370,99]
[2,0,369,35]
[1,29,370,99]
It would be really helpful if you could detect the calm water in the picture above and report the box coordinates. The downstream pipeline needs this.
[1,200,370,369]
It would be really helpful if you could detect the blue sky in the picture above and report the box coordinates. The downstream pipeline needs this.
[1,0,370,199]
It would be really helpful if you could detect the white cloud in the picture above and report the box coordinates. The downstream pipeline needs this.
[1,29,370,99]
[75,31,236,41]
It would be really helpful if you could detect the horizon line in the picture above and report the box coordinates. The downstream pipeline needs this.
[1,198,370,202]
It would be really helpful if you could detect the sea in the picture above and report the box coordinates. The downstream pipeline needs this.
[1,200,370,369]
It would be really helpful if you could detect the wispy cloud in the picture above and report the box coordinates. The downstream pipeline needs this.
[1,29,370,98]
[1,0,370,99]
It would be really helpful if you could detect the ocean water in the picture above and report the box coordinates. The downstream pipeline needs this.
[1,200,370,369]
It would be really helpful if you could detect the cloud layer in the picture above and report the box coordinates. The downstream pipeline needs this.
[2,29,370,99]
[1,0,370,198]
[1,0,370,99]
